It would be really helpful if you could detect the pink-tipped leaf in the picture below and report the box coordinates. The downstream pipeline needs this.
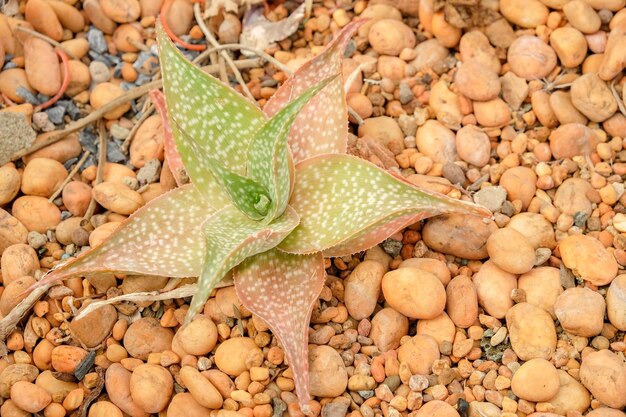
[36,185,211,287]
[279,154,492,255]
[263,20,365,162]
[150,89,185,186]
[186,205,300,319]
[234,249,325,410]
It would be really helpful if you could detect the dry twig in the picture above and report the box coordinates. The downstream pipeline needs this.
[48,150,91,202]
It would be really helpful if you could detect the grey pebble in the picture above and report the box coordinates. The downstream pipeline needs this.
[45,106,65,125]
[88,28,107,54]
[89,60,110,84]
[137,159,161,184]
[16,87,40,105]
[321,402,349,417]
[473,186,507,213]
[107,140,127,163]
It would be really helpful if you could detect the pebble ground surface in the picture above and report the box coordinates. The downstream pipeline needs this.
[1,0,626,416]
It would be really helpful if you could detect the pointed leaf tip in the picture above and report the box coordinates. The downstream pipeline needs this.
[235,249,325,409]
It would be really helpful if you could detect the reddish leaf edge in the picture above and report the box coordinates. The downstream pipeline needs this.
[150,89,186,187]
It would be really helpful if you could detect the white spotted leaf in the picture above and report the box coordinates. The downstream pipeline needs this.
[150,89,185,187]
[186,205,300,318]
[35,184,211,287]
[247,76,337,222]
[279,154,492,255]
[263,20,364,162]
[234,249,325,410]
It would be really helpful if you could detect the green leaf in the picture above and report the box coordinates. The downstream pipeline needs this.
[279,154,492,255]
[156,22,266,205]
[186,205,300,318]
[263,20,364,162]
[247,76,337,222]
[35,185,211,287]
[234,249,325,411]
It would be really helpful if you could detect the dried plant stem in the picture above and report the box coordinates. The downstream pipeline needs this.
[48,150,91,202]
[610,79,626,117]
[14,26,80,60]
[194,44,293,74]
[193,3,257,104]
[83,123,107,221]
[9,58,263,162]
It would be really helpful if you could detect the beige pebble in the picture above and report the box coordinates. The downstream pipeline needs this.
[0,68,35,104]
[500,71,528,110]
[467,402,501,417]
[23,38,61,97]
[414,400,459,417]
[92,181,144,215]
[511,358,560,402]
[113,24,143,53]
[0,209,28,255]
[550,27,588,68]
[35,370,77,403]
[554,287,605,337]
[416,312,456,346]
[429,80,462,130]
[563,1,602,33]
[164,0,193,36]
[178,315,218,355]
[89,221,121,247]
[368,19,415,56]
[105,363,149,417]
[214,337,261,377]
[130,115,164,168]
[473,98,511,127]
[431,11,461,48]
[553,177,593,216]
[547,370,591,415]
[549,91,588,125]
[123,317,174,360]
[89,401,124,417]
[422,214,497,260]
[215,286,250,318]
[532,90,558,128]
[445,275,478,328]
[25,0,63,41]
[1,243,39,285]
[398,258,451,286]
[179,366,223,409]
[460,30,501,73]
[90,83,132,120]
[369,307,409,352]
[10,381,51,413]
[507,212,556,250]
[473,260,517,319]
[518,267,562,318]
[397,334,440,375]
[499,166,537,210]
[559,234,618,286]
[382,267,446,319]
[63,60,91,97]
[0,276,36,315]
[62,181,92,217]
[60,38,90,59]
[586,409,626,417]
[344,260,385,320]
[508,36,557,80]
[358,116,405,155]
[500,0,548,28]
[506,302,557,360]
[570,73,618,122]
[100,0,140,23]
[416,120,457,164]
[411,39,449,73]
[599,27,626,81]
[0,165,21,206]
[130,364,173,413]
[0,363,39,398]
[21,158,67,198]
[487,228,535,274]
[455,60,501,102]
[376,56,406,81]
[82,0,116,34]
[583,0,625,11]
[25,132,82,164]
[455,125,491,168]
[308,345,348,398]
[607,274,626,330]
[46,0,85,32]
[166,393,211,417]
[51,345,89,374]
[580,349,626,409]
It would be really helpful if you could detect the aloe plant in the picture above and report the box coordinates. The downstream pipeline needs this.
[37,21,490,409]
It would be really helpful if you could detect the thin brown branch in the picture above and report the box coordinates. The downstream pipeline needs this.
[48,150,91,202]
[14,26,80,60]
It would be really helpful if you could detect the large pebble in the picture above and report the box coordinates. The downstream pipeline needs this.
[10,381,51,413]
[473,261,517,319]
[0,209,28,254]
[24,38,61,97]
[344,260,385,320]
[21,158,67,198]
[511,358,560,402]
[429,81,462,130]
[308,345,348,398]
[0,276,37,316]
[550,27,588,68]
[474,99,511,127]
[105,364,149,417]
[0,165,20,206]
[416,120,457,164]
[70,304,117,348]
[1,243,39,285]
[178,315,218,355]
[558,234,618,286]
[214,337,261,376]
[549,91,588,125]
[90,83,131,120]
[12,195,61,233]
[357,4,402,38]
[586,409,626,417]
[554,287,605,337]
[25,0,63,41]
[507,212,556,250]
[398,258,451,286]
[25,132,82,164]
[607,274,626,330]
[508,36,557,80]
[500,0,548,27]
[369,307,409,352]
[499,167,537,210]
[397,334,440,375]
[416,312,456,346]
[93,182,144,215]
[46,0,85,32]
[62,181,92,217]
[563,1,601,33]
[486,228,535,274]
[130,364,173,413]
[455,125,491,167]
[121,275,169,295]
[179,366,222,409]
[123,317,174,360]
[130,115,164,168]
[553,178,593,216]
[358,116,405,155]
[167,393,211,417]
[164,0,193,36]
[100,0,140,23]
[35,370,77,403]
[446,275,478,328]
[580,349,626,409]
[382,267,446,319]
[547,370,591,415]
[0,68,35,104]
[89,401,124,417]
[63,60,91,97]
[0,363,39,397]
[460,31,501,73]
[422,214,497,260]
[570,73,618,122]
[51,345,88,374]
[455,60,500,101]
[411,39,449,73]
[518,267,562,318]
[368,19,415,56]
[414,400,459,417]
[506,302,557,360]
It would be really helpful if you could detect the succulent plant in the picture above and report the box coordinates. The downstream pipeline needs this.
[37,21,490,410]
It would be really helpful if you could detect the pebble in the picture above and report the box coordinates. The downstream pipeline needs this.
[548,370,591,415]
[167,393,211,417]
[92,181,144,215]
[416,312,455,346]
[344,260,385,320]
[411,39,449,73]
[0,209,28,254]
[214,337,262,377]
[473,261,517,319]
[398,258,451,286]
[89,60,111,84]
[550,27,588,68]
[507,212,556,250]
[368,19,415,56]
[358,116,405,155]
[70,303,117,347]
[549,123,600,159]
[0,165,20,206]
[130,115,164,168]
[446,275,478,328]
[130,364,173,413]
[455,125,491,167]
[178,315,218,355]
[510,358,560,402]
[10,380,51,413]
[397,334,440,375]
[90,83,132,120]
[506,302,557,360]
[580,349,626,409]
[369,307,409,352]
[518,267,562,318]
[499,166,537,210]
[0,275,36,316]
[607,274,626,330]
[554,287,606,337]
[21,158,67,198]
[570,73,618,122]
[455,60,500,101]
[24,38,61,97]
[381,267,446,319]
[105,363,149,417]
[414,399,459,417]
[62,181,92,217]
[1,243,39,285]
[308,345,348,398]
[123,317,174,360]
[0,363,39,397]
[422,214,497,259]
[24,0,63,41]
[507,36,557,80]
[89,401,124,417]
[487,228,535,274]
[553,177,593,216]
[558,234,618,286]
[563,0,602,33]
[51,345,89,374]
[416,120,457,164]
